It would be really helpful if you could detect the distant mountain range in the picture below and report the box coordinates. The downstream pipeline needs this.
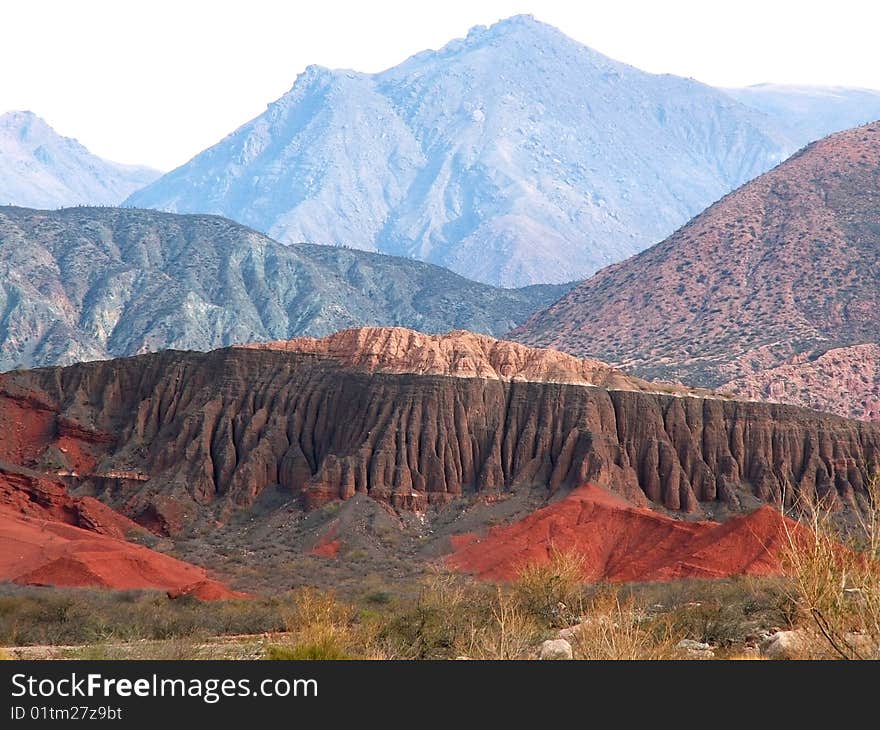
[725,84,880,148]
[125,15,880,287]
[4,17,880,292]
[0,205,569,371]
[0,111,159,208]
[511,122,880,421]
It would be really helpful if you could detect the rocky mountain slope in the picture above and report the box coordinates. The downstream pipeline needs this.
[0,330,876,539]
[125,15,801,287]
[0,206,569,370]
[722,344,880,422]
[512,122,880,420]
[0,111,159,208]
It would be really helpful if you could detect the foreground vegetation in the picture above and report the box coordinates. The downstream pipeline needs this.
[3,475,878,660]
[777,474,880,659]
[0,569,799,660]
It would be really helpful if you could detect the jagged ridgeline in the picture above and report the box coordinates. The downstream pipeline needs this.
[0,111,160,208]
[124,15,844,287]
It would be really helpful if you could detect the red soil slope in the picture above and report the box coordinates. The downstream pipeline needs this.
[0,464,244,599]
[0,505,245,598]
[447,485,804,582]
[0,391,245,598]
[0,464,145,541]
[0,393,110,473]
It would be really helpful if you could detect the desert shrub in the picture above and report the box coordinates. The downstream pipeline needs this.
[624,576,799,635]
[0,586,287,646]
[664,600,749,648]
[266,642,348,661]
[269,587,384,660]
[572,589,676,660]
[781,474,880,659]
[380,573,542,660]
[462,587,541,660]
[364,590,392,605]
[64,637,204,660]
[379,571,476,659]
[513,547,586,626]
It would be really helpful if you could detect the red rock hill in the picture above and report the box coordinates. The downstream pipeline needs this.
[511,122,880,421]
[447,484,809,582]
[0,330,875,531]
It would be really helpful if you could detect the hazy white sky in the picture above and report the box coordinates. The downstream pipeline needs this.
[2,0,879,170]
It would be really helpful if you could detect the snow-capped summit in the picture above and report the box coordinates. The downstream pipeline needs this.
[0,111,159,209]
[124,16,875,286]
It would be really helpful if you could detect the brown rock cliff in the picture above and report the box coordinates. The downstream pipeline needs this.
[0,336,876,532]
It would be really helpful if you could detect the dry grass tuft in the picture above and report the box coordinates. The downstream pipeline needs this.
[268,587,386,660]
[513,546,586,626]
[462,587,541,660]
[780,473,880,659]
[572,588,677,660]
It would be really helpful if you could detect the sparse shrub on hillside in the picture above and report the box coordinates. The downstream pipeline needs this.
[463,587,541,660]
[268,587,386,660]
[572,589,676,660]
[781,473,880,659]
[513,546,586,626]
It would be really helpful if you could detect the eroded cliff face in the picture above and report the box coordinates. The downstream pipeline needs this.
[1,338,877,534]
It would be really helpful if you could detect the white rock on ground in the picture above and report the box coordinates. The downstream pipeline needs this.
[539,638,573,660]
[675,638,715,659]
[761,630,809,659]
